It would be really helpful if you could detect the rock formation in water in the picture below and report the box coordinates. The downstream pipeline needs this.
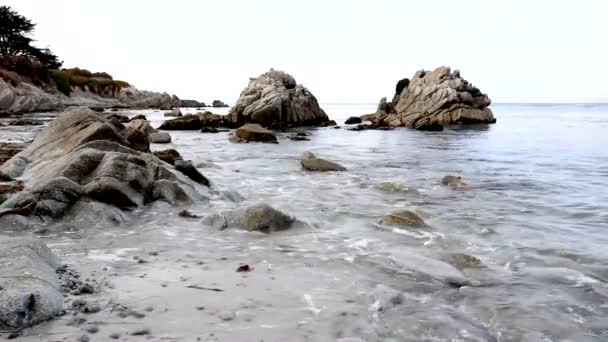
[158,112,231,130]
[228,69,331,127]
[301,152,346,172]
[212,100,228,108]
[369,66,495,130]
[230,124,278,143]
[0,107,207,226]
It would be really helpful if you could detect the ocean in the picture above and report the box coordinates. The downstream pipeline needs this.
[4,103,608,341]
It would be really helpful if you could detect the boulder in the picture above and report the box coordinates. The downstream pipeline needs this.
[153,149,182,165]
[203,203,295,233]
[318,120,337,127]
[228,69,331,127]
[381,209,426,228]
[442,175,462,187]
[0,107,204,222]
[150,132,172,144]
[164,108,182,117]
[212,100,229,108]
[158,112,228,130]
[174,160,210,186]
[301,152,346,172]
[178,99,206,108]
[344,116,362,125]
[129,114,147,121]
[125,119,156,136]
[0,238,63,330]
[370,67,495,130]
[231,124,277,143]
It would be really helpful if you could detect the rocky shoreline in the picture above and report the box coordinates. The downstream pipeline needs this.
[0,66,496,339]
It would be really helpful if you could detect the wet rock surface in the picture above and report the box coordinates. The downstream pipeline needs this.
[301,151,346,171]
[203,203,295,232]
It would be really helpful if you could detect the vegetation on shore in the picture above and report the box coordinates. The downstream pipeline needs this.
[0,6,129,97]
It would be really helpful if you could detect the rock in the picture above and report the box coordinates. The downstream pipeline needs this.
[200,127,220,133]
[228,69,331,127]
[107,114,130,123]
[447,253,483,270]
[178,209,200,219]
[344,116,362,125]
[370,67,495,130]
[212,100,229,108]
[381,209,426,228]
[150,132,172,144]
[318,120,337,127]
[376,182,419,194]
[164,108,182,117]
[301,152,346,172]
[129,114,147,121]
[0,107,204,222]
[0,238,63,330]
[290,135,310,141]
[203,203,295,233]
[174,160,210,186]
[359,113,375,122]
[158,114,203,130]
[178,99,206,108]
[231,124,277,143]
[153,149,182,165]
[130,328,150,336]
[442,175,462,187]
[125,119,156,136]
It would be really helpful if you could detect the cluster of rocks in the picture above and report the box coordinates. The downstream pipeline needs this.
[361,66,496,131]
[0,106,209,228]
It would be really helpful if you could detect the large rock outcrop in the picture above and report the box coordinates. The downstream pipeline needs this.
[0,107,205,223]
[0,238,63,330]
[371,66,495,130]
[228,69,331,127]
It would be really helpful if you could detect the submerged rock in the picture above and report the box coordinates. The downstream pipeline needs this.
[228,69,331,127]
[203,203,295,233]
[301,152,346,172]
[381,209,426,228]
[164,108,182,117]
[369,67,496,130]
[174,160,210,186]
[344,116,362,125]
[442,175,462,187]
[447,253,483,270]
[159,112,228,130]
[0,238,63,330]
[231,124,277,143]
[153,149,182,165]
[375,182,419,194]
[0,107,204,223]
[149,132,172,144]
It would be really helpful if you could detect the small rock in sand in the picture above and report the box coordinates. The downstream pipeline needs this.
[77,335,90,342]
[218,311,236,321]
[109,332,121,339]
[84,325,99,334]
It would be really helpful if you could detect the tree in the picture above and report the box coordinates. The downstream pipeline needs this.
[0,6,62,68]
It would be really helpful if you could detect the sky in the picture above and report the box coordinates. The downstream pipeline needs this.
[4,0,608,104]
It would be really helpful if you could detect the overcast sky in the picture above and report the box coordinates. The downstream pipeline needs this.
[5,0,608,103]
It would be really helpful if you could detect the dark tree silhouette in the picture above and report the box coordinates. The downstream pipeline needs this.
[0,6,62,68]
